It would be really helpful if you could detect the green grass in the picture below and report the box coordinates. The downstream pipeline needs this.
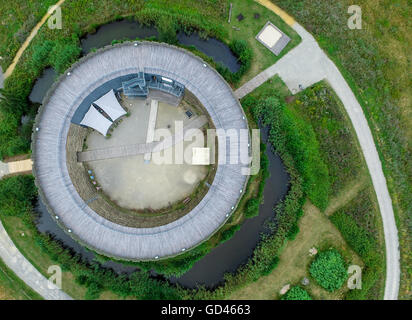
[0,0,300,161]
[0,258,43,300]
[275,0,412,299]
[330,186,386,299]
[231,77,385,299]
[289,82,362,197]
[0,0,57,69]
[225,0,301,85]
[242,78,331,210]
[0,215,89,300]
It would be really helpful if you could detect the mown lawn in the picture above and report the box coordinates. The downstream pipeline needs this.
[229,200,363,300]
[0,257,43,300]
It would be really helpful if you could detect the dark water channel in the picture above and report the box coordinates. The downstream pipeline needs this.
[29,19,240,103]
[30,19,289,288]
[35,127,289,287]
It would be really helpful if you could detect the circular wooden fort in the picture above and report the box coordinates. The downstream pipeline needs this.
[32,42,250,260]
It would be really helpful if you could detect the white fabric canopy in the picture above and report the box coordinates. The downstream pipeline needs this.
[80,105,113,136]
[93,89,126,122]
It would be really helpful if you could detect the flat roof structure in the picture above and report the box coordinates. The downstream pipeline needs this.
[256,21,291,56]
[93,89,126,122]
[80,105,113,136]
[32,42,249,260]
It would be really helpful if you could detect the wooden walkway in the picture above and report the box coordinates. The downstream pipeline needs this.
[32,42,249,260]
[0,159,33,179]
[77,115,208,162]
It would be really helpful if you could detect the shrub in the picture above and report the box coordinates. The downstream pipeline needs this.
[309,249,347,292]
[287,223,299,240]
[221,225,241,243]
[217,39,253,84]
[282,286,312,300]
[330,210,383,299]
[244,198,260,218]
[260,256,279,276]
[0,175,37,217]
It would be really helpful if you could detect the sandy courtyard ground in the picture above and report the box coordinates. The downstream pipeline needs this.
[85,97,208,210]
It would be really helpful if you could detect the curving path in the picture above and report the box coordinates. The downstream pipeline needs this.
[0,2,399,300]
[1,61,71,300]
[0,222,72,300]
[235,21,400,300]
[3,0,66,79]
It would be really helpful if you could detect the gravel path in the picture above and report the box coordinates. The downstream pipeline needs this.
[0,221,72,300]
[235,22,400,300]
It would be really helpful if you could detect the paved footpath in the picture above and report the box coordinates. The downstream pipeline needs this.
[0,221,72,299]
[236,22,400,300]
[1,65,71,300]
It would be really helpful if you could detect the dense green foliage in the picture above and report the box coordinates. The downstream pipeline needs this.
[243,143,269,219]
[220,225,241,243]
[0,36,81,159]
[290,83,361,196]
[135,242,210,277]
[0,176,185,300]
[309,249,347,292]
[330,188,384,299]
[217,39,253,84]
[276,0,411,298]
[244,95,330,210]
[0,175,37,217]
[156,15,178,44]
[281,286,312,300]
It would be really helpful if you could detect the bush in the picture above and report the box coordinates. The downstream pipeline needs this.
[331,210,383,299]
[217,39,253,84]
[221,225,241,243]
[309,249,347,292]
[0,176,37,217]
[244,198,260,218]
[282,286,312,300]
[261,256,279,276]
[287,223,299,240]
